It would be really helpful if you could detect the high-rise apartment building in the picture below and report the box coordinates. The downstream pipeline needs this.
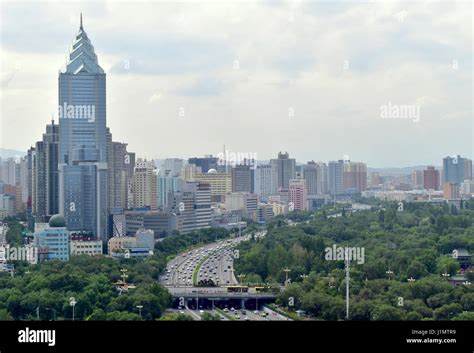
[289,178,307,211]
[411,170,423,189]
[343,161,367,193]
[132,158,157,209]
[302,161,318,196]
[443,155,472,185]
[315,162,328,195]
[270,152,296,190]
[423,166,440,190]
[231,165,253,193]
[254,164,277,201]
[107,131,135,211]
[328,160,344,196]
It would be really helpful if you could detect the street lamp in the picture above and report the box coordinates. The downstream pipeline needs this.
[69,297,77,321]
[463,281,472,286]
[283,267,291,287]
[136,305,143,319]
[407,277,416,283]
[442,272,450,279]
[386,269,394,281]
[300,274,308,281]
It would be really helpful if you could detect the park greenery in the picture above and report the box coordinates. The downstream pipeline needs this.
[0,218,234,321]
[1,200,473,321]
[234,200,474,320]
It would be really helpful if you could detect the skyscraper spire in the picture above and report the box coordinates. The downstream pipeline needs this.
[80,12,83,30]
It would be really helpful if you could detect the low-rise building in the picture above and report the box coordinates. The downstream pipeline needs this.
[70,240,103,256]
[33,215,69,261]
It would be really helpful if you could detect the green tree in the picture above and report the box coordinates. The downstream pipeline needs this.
[433,303,463,320]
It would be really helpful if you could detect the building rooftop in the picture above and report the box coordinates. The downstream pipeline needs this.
[62,13,104,75]
[48,214,66,228]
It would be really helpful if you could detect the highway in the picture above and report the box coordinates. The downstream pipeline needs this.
[159,230,290,320]
[160,233,260,288]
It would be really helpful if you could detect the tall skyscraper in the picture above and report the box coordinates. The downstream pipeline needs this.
[58,16,108,240]
[30,120,59,222]
[328,160,344,196]
[58,15,107,165]
[270,152,296,190]
[106,131,135,210]
[231,165,252,193]
[423,166,440,190]
[132,158,157,209]
[302,161,318,196]
[254,164,277,201]
[315,162,328,195]
[443,155,472,185]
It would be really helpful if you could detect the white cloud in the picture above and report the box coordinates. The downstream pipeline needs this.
[0,0,471,167]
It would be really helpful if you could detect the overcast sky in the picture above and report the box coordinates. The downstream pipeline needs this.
[0,0,472,167]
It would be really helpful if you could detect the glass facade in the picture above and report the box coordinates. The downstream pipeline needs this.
[58,21,108,241]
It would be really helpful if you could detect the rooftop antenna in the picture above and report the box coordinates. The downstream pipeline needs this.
[80,12,83,31]
[223,144,226,172]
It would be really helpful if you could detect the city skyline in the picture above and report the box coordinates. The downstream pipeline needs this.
[0,1,473,335]
[1,1,472,168]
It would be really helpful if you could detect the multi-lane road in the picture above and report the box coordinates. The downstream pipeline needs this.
[160,234,251,288]
[160,231,290,321]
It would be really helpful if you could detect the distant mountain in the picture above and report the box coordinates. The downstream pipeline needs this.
[368,165,441,176]
[0,148,25,159]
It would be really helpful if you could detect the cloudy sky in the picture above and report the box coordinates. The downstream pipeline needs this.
[0,0,472,167]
